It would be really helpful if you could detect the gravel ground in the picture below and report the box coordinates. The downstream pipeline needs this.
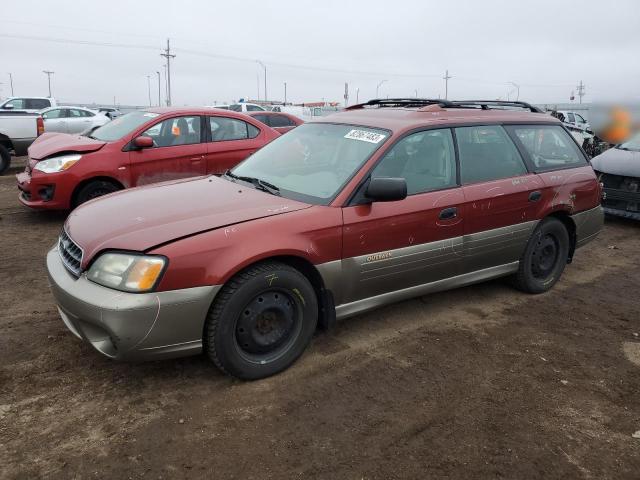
[1,158,639,479]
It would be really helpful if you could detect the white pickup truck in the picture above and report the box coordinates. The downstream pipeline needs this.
[0,97,57,113]
[0,112,44,174]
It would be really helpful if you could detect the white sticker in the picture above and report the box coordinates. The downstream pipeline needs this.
[143,112,160,118]
[344,129,386,144]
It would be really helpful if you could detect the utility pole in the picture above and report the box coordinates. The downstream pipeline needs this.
[509,81,520,101]
[376,79,387,98]
[7,73,13,96]
[256,73,260,101]
[256,60,267,102]
[356,87,360,104]
[43,70,54,97]
[344,82,349,107]
[284,82,287,105]
[156,71,161,106]
[146,75,152,106]
[160,39,176,106]
[576,80,586,104]
[443,70,452,99]
[415,89,418,98]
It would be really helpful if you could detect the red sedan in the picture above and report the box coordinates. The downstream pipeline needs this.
[16,107,280,210]
[245,110,303,133]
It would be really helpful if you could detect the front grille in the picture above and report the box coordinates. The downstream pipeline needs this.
[58,230,83,276]
[598,173,640,214]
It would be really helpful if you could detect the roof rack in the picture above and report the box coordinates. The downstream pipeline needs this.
[345,98,543,113]
[449,100,543,113]
[345,98,455,110]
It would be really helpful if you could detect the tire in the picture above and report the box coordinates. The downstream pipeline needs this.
[512,217,570,294]
[205,261,318,380]
[0,144,11,175]
[74,180,121,207]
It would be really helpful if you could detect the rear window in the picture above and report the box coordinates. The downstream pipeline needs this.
[270,115,294,127]
[508,125,587,171]
[27,98,52,110]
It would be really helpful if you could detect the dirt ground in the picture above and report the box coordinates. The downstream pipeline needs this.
[1,157,639,479]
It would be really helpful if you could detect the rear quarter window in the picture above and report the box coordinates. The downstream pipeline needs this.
[507,125,587,171]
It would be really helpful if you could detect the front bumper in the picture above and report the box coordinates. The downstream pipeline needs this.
[46,247,220,361]
[16,169,68,210]
[602,189,640,221]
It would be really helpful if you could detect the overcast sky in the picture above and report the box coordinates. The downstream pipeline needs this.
[1,0,639,107]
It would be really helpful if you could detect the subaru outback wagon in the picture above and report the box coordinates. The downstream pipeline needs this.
[47,99,603,379]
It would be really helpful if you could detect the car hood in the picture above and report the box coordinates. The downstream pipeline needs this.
[591,147,640,177]
[65,176,312,267]
[28,132,106,160]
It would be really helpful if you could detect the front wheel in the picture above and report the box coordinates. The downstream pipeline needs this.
[74,180,121,207]
[512,217,570,294]
[205,261,318,380]
[0,144,11,175]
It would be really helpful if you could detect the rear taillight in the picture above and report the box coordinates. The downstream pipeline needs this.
[37,116,45,136]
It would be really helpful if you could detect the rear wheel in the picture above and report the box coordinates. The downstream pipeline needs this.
[74,180,121,207]
[205,261,318,380]
[513,217,570,294]
[0,144,11,175]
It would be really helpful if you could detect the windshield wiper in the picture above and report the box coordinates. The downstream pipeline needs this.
[223,170,280,196]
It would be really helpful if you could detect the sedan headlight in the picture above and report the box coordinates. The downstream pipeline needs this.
[34,154,82,173]
[87,252,166,292]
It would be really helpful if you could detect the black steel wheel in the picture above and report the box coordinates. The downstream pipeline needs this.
[0,144,11,175]
[513,217,570,294]
[74,180,121,207]
[205,261,318,380]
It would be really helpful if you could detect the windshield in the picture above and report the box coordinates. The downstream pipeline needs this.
[618,132,640,151]
[90,111,160,141]
[230,123,389,205]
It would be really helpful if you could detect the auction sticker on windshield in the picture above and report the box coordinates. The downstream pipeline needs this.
[344,129,386,144]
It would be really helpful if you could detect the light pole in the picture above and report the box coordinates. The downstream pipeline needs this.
[256,60,267,102]
[284,82,287,105]
[146,75,152,106]
[356,87,360,104]
[156,71,161,106]
[43,70,54,97]
[443,70,452,99]
[376,79,387,98]
[7,73,13,96]
[415,89,418,98]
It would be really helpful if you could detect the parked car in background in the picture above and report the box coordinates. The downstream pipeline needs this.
[97,107,123,120]
[0,96,57,113]
[0,112,45,174]
[591,132,640,220]
[45,98,603,380]
[41,106,110,134]
[228,103,267,112]
[556,110,590,131]
[16,107,280,209]
[246,110,304,133]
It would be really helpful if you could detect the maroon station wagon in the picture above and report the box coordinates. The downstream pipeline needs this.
[46,99,603,379]
[16,107,280,210]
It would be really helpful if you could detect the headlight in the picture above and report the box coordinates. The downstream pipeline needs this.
[34,154,82,173]
[87,252,166,292]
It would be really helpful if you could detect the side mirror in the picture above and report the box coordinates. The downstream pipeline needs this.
[365,177,407,202]
[133,136,154,149]
[3,104,14,110]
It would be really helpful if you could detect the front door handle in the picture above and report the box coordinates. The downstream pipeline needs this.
[529,190,542,202]
[439,207,458,220]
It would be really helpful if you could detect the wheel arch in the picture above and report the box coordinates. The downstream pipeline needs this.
[71,176,125,207]
[546,210,577,263]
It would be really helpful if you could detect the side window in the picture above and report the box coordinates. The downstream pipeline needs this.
[252,114,269,125]
[228,104,242,112]
[68,109,83,117]
[42,109,64,119]
[27,99,51,110]
[371,129,457,195]
[246,104,263,112]
[575,114,586,124]
[455,125,527,184]
[210,117,255,141]
[247,123,260,138]
[566,113,575,123]
[141,116,201,147]
[4,99,26,109]
[270,115,294,127]
[509,125,587,171]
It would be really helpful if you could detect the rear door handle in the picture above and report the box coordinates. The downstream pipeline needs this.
[439,207,458,220]
[190,155,204,162]
[529,190,542,202]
